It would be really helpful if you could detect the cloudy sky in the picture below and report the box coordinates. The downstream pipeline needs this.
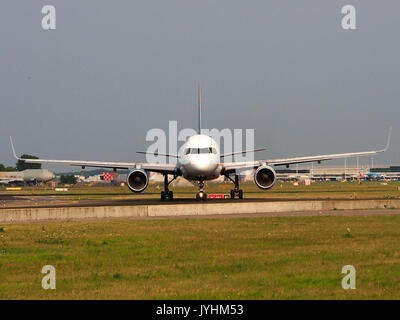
[0,1,399,171]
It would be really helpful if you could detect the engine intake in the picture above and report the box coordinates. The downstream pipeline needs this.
[254,165,276,190]
[127,169,149,193]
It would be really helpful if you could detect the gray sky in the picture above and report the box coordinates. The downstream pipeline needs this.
[0,1,399,171]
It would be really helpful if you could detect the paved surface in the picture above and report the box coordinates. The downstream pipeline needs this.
[1,195,400,224]
[0,193,389,210]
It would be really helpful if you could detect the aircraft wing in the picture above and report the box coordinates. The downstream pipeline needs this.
[9,138,178,175]
[223,128,391,173]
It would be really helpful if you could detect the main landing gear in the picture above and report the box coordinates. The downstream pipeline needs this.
[226,174,243,199]
[160,174,177,201]
[195,181,207,201]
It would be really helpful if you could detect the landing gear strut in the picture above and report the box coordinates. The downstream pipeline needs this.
[195,181,207,201]
[226,174,243,199]
[160,174,177,201]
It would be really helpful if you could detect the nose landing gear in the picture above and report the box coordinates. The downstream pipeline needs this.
[195,181,207,201]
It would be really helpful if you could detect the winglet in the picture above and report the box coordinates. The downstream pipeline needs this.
[383,127,392,152]
[9,136,20,160]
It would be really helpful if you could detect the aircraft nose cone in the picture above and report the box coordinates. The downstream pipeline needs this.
[193,161,208,171]
[190,158,217,175]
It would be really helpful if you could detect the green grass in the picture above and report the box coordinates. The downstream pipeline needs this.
[1,215,400,299]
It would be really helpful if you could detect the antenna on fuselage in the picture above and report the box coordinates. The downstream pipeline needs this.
[197,82,202,134]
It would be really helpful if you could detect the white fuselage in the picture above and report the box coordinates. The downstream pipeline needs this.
[178,134,222,181]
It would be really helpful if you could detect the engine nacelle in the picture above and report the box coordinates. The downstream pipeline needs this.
[127,169,149,193]
[254,165,276,190]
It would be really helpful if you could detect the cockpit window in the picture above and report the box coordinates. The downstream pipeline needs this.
[186,147,217,154]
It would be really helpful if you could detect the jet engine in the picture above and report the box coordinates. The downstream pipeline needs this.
[254,165,276,190]
[127,169,149,193]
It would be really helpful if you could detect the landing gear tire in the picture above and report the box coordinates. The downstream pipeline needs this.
[230,189,243,199]
[226,175,244,200]
[161,191,173,201]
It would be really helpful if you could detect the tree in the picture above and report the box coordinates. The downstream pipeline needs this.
[0,163,16,172]
[60,175,77,185]
[16,155,42,171]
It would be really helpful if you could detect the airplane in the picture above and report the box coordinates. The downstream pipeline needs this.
[9,85,392,201]
[365,172,383,181]
[0,169,55,185]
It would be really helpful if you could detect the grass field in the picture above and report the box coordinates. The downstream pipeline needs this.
[1,215,400,299]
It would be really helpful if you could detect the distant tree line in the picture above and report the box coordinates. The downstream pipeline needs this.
[16,154,41,171]
[60,175,77,184]
[0,154,42,172]
[0,164,16,172]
